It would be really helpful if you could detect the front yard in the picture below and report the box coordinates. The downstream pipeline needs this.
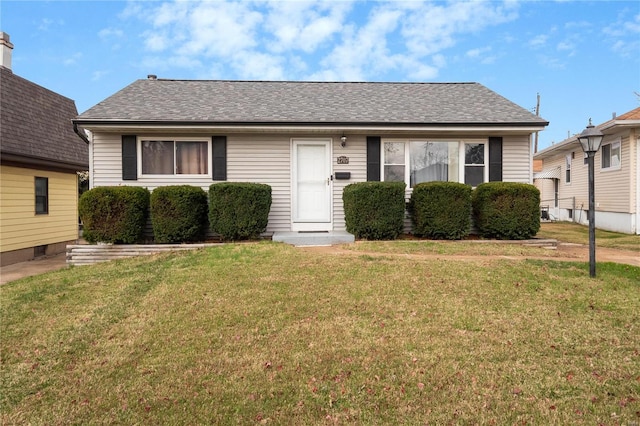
[1,238,639,424]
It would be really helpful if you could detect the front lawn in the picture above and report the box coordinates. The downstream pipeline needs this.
[537,222,640,252]
[1,242,638,424]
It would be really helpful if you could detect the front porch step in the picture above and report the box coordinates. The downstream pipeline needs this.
[272,231,355,247]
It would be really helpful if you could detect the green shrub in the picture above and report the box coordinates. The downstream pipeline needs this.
[343,181,406,240]
[150,185,208,243]
[472,182,541,240]
[208,183,272,241]
[79,186,150,244]
[409,182,472,240]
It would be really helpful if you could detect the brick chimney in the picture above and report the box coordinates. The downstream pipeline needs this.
[1,32,14,70]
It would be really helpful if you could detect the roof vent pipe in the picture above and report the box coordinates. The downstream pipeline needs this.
[147,74,157,80]
[0,32,14,70]
[612,112,616,119]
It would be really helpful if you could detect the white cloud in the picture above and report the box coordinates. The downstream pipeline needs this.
[98,27,124,40]
[603,11,640,58]
[91,70,110,81]
[528,34,548,49]
[264,1,353,53]
[143,32,168,52]
[63,52,83,66]
[123,0,522,82]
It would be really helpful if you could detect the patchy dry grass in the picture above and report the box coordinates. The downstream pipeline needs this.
[538,222,640,252]
[1,242,639,425]
[344,240,566,258]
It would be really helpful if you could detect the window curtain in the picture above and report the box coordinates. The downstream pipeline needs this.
[176,142,208,174]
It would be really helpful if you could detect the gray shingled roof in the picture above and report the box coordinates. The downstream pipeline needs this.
[77,79,548,126]
[1,67,88,170]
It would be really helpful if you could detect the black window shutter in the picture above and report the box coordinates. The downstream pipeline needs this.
[122,135,137,180]
[366,136,381,181]
[212,136,227,181]
[488,137,503,182]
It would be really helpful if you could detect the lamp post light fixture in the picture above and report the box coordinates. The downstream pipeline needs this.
[576,119,604,277]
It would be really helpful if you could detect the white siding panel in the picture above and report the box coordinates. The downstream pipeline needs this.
[227,135,291,233]
[594,135,631,213]
[92,133,122,188]
[503,135,532,183]
[332,135,367,231]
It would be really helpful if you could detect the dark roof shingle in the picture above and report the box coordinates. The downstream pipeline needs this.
[77,79,548,126]
[1,67,88,169]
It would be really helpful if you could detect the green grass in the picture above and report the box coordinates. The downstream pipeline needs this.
[1,242,639,424]
[537,222,640,252]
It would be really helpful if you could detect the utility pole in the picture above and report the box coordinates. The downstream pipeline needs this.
[534,92,540,153]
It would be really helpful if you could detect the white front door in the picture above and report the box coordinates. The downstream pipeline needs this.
[292,139,332,231]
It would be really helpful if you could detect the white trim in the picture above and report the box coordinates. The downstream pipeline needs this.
[600,138,621,172]
[136,136,212,179]
[291,138,333,232]
[81,124,547,134]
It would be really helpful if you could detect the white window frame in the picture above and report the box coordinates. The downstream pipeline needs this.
[565,154,572,184]
[381,138,488,188]
[137,137,212,178]
[601,139,621,171]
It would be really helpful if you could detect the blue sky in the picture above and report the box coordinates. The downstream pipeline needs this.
[2,0,638,150]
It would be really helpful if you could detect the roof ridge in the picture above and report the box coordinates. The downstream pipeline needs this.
[143,78,478,85]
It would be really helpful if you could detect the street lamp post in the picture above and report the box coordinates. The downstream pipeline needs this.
[577,119,604,277]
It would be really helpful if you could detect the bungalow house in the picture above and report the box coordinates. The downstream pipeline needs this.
[0,32,89,265]
[534,108,640,234]
[73,76,547,240]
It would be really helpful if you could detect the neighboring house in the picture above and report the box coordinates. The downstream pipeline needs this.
[0,32,89,265]
[534,108,640,234]
[73,76,547,237]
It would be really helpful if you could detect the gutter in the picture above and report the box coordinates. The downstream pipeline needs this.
[72,119,549,128]
[73,122,90,145]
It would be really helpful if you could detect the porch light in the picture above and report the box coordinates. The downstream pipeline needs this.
[340,134,347,148]
[577,119,604,277]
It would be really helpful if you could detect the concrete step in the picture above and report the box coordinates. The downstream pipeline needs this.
[272,231,355,247]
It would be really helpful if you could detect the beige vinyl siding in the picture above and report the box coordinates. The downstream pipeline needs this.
[91,133,215,190]
[543,152,587,211]
[594,135,631,213]
[91,133,122,187]
[91,132,295,232]
[332,135,366,231]
[536,134,634,215]
[0,166,79,252]
[227,134,291,233]
[503,135,533,183]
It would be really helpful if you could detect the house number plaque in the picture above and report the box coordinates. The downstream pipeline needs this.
[337,156,349,165]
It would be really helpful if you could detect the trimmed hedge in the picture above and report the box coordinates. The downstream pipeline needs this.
[208,182,272,241]
[150,185,208,243]
[343,181,406,240]
[472,182,541,240]
[409,181,472,240]
[79,186,150,244]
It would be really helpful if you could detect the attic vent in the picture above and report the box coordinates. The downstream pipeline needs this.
[147,74,157,80]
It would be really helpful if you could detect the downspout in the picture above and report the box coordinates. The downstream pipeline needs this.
[73,121,90,145]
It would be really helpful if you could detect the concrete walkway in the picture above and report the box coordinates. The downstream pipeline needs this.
[0,253,68,285]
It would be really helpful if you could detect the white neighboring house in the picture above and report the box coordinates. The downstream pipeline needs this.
[534,107,640,234]
[73,77,548,236]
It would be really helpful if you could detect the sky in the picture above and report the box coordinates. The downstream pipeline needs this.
[1,0,639,151]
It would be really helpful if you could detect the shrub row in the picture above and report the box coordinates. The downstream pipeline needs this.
[79,183,272,244]
[343,181,540,240]
[80,181,539,244]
